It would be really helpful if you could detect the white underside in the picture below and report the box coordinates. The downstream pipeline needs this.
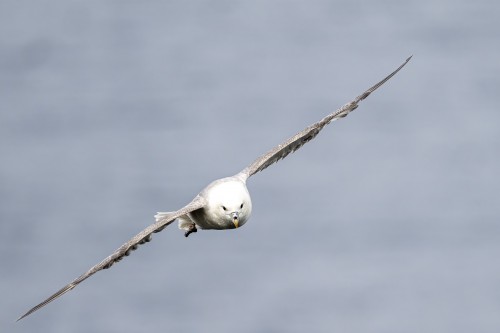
[177,215,195,231]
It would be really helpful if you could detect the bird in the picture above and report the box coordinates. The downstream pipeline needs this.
[18,56,411,321]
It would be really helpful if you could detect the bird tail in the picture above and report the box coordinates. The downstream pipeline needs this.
[154,211,173,222]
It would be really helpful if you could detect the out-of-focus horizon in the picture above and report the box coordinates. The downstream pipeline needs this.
[2,1,499,333]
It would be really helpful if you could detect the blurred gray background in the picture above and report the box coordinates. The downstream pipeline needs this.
[2,1,499,332]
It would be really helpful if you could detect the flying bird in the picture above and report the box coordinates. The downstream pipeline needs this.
[18,56,411,321]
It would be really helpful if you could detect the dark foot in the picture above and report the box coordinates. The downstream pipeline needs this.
[184,224,197,237]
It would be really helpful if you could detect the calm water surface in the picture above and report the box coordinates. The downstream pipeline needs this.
[1,1,499,332]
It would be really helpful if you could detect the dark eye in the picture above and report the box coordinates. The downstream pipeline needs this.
[222,206,227,211]
[240,203,244,209]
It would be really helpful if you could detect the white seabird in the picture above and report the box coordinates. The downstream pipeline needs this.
[18,56,411,321]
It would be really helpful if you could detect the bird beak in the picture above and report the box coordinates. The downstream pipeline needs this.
[232,212,239,228]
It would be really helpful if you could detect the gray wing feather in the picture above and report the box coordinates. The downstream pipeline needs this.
[17,196,206,321]
[239,56,412,180]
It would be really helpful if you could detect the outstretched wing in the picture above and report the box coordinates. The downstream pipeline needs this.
[238,56,412,181]
[17,195,207,321]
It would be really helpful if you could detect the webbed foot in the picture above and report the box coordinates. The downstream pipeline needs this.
[184,224,197,237]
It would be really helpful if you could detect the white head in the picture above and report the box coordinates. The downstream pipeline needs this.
[205,179,252,229]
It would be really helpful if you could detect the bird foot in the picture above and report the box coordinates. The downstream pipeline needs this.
[184,224,197,237]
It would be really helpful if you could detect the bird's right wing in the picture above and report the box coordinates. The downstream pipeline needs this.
[238,56,412,181]
[17,195,207,321]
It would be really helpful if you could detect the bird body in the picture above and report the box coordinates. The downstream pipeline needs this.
[163,176,252,232]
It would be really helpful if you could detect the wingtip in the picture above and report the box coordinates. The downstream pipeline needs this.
[16,312,29,322]
[16,305,39,322]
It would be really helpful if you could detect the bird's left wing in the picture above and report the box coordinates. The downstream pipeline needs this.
[17,195,207,321]
[238,56,412,181]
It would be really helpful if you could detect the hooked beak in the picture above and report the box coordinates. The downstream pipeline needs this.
[231,212,239,228]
